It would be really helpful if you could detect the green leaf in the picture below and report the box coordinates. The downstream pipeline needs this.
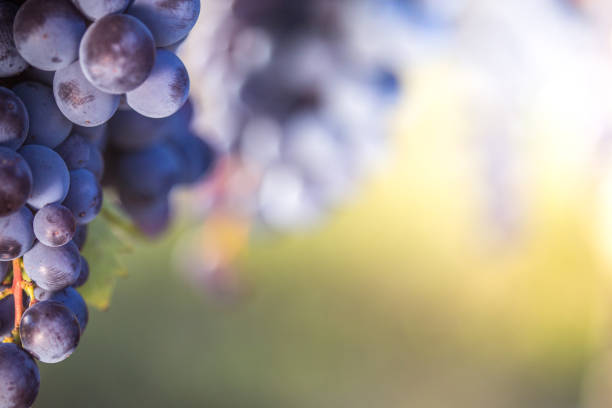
[78,201,134,310]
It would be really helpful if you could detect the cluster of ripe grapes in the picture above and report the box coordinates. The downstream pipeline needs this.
[192,0,400,230]
[0,0,207,406]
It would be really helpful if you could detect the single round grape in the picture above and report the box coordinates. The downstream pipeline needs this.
[71,224,87,250]
[126,49,190,118]
[0,206,34,260]
[0,87,28,150]
[23,241,81,291]
[20,300,80,363]
[63,169,102,225]
[54,132,90,170]
[13,0,86,71]
[0,261,8,281]
[128,0,200,47]
[107,109,173,151]
[169,133,216,185]
[121,192,171,237]
[0,1,28,78]
[71,0,130,20]
[34,286,88,334]
[33,203,76,247]
[18,144,70,209]
[0,291,14,338]
[53,60,120,127]
[84,144,104,181]
[0,343,40,408]
[13,81,72,148]
[0,147,32,216]
[79,14,156,94]
[116,144,180,199]
[72,255,88,288]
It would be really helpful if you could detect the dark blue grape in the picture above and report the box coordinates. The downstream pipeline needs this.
[0,147,32,216]
[0,287,13,338]
[0,343,40,408]
[73,123,107,148]
[13,0,86,71]
[107,109,173,151]
[0,207,34,260]
[71,224,87,250]
[84,144,104,181]
[23,241,81,291]
[34,286,88,334]
[116,144,180,199]
[0,1,28,78]
[19,300,80,363]
[72,255,88,288]
[79,14,156,94]
[126,49,190,118]
[0,261,8,282]
[53,60,120,127]
[18,144,70,209]
[13,81,72,148]
[128,0,200,47]
[54,132,90,170]
[62,169,102,225]
[169,133,216,185]
[0,87,28,150]
[71,0,130,20]
[33,203,76,247]
[120,192,171,237]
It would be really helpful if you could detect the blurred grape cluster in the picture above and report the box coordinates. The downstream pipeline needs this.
[183,0,407,231]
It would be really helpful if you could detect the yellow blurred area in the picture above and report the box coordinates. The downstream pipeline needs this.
[230,61,612,406]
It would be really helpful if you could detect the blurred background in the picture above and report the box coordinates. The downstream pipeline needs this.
[37,0,612,406]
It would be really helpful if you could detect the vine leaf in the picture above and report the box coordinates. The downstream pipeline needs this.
[78,201,135,310]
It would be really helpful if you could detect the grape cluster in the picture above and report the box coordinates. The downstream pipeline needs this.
[0,0,208,406]
[187,0,401,230]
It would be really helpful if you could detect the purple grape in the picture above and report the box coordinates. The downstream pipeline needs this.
[63,169,102,225]
[34,286,88,334]
[23,241,81,291]
[107,109,173,151]
[0,147,32,216]
[0,206,34,260]
[71,224,87,250]
[79,14,156,94]
[53,60,120,127]
[33,203,76,247]
[13,81,72,148]
[0,288,13,338]
[71,0,131,20]
[0,1,28,78]
[126,49,190,118]
[128,0,200,47]
[0,87,28,150]
[13,0,86,71]
[116,143,180,199]
[0,261,8,281]
[84,144,104,181]
[19,300,80,363]
[72,255,88,288]
[18,144,70,209]
[120,192,171,237]
[54,132,90,170]
[0,343,40,408]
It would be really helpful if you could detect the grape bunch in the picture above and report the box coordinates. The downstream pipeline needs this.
[185,0,401,230]
[0,0,210,406]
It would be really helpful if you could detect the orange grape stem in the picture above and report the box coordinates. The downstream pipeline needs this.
[12,259,23,330]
